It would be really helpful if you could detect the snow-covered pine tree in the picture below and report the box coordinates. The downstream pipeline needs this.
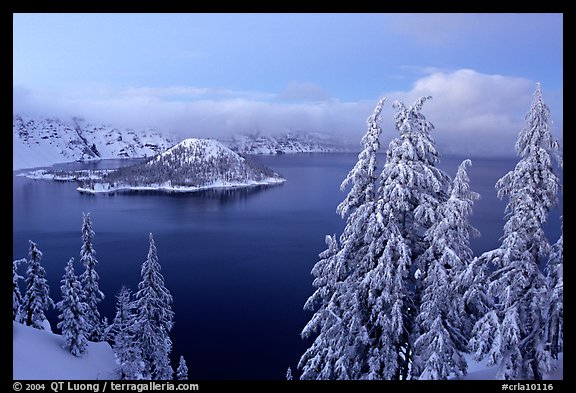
[13,258,26,320]
[111,286,144,380]
[412,159,480,379]
[469,84,562,380]
[101,316,110,343]
[460,254,494,346]
[176,356,189,380]
[358,96,451,379]
[133,234,175,380]
[21,241,54,329]
[56,257,89,356]
[286,367,293,380]
[546,218,563,360]
[79,213,105,342]
[299,99,385,380]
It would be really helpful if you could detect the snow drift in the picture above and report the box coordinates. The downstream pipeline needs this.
[13,322,116,380]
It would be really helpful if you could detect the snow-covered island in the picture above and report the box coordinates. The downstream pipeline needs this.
[77,138,286,194]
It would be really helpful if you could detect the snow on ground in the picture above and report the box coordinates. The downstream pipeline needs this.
[13,322,116,380]
[459,353,563,380]
[77,176,286,194]
[13,319,562,380]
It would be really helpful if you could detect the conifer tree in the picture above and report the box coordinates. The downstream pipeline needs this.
[359,96,451,379]
[470,84,562,380]
[177,356,189,380]
[299,99,385,380]
[111,286,144,380]
[79,213,105,341]
[546,221,563,360]
[13,258,25,321]
[412,160,480,379]
[57,258,89,356]
[133,234,175,380]
[21,241,54,329]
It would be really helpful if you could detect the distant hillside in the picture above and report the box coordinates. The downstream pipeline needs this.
[13,114,176,170]
[220,131,355,155]
[77,138,285,194]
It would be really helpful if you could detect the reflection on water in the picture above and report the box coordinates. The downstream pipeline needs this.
[86,183,285,203]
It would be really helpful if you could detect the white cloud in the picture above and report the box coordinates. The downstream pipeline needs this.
[379,69,563,157]
[13,70,563,158]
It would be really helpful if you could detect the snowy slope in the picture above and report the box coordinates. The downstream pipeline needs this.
[77,138,286,193]
[221,131,354,155]
[13,114,176,171]
[152,138,236,164]
[458,353,563,380]
[13,321,117,380]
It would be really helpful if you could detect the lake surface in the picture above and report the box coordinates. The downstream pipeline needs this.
[12,153,563,380]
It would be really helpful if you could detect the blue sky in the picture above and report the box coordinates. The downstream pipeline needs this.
[13,13,563,156]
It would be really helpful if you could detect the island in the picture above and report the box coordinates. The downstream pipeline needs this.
[76,138,286,194]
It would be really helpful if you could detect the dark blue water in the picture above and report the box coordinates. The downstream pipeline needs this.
[12,153,563,380]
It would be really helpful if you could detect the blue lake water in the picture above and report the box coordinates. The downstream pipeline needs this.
[12,153,563,380]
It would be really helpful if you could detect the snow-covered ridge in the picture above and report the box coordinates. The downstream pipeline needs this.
[220,131,355,155]
[13,114,176,171]
[77,138,286,194]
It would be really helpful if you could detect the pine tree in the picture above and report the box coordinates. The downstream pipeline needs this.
[21,241,54,329]
[412,160,480,379]
[13,258,26,321]
[460,255,494,344]
[546,219,562,360]
[111,286,144,380]
[300,96,453,380]
[177,356,189,380]
[101,316,110,343]
[286,367,293,380]
[133,233,175,380]
[358,96,451,379]
[299,99,385,380]
[56,258,89,356]
[79,213,105,341]
[469,84,562,380]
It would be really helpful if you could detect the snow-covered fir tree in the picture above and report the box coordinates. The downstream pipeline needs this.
[300,96,454,380]
[286,367,293,380]
[110,286,144,380]
[21,240,54,329]
[13,258,25,320]
[460,255,494,346]
[358,96,451,379]
[412,159,480,379]
[176,356,189,380]
[469,84,562,380]
[133,234,175,380]
[546,218,563,360]
[299,99,385,380]
[79,213,105,341]
[101,316,110,343]
[56,257,89,357]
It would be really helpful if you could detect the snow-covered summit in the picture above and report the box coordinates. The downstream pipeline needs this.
[151,138,238,165]
[13,114,176,171]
